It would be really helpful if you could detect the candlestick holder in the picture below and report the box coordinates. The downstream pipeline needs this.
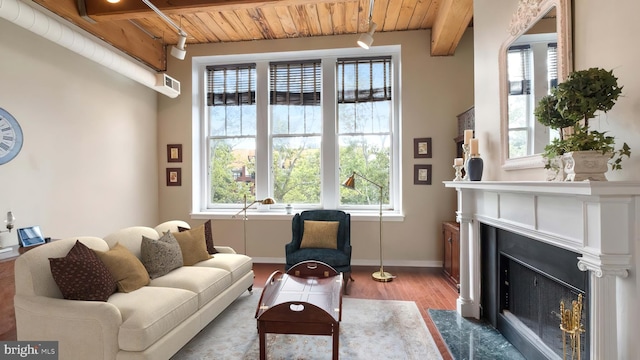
[453,164,463,181]
[462,143,470,181]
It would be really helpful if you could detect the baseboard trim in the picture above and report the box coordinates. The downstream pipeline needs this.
[250,257,442,268]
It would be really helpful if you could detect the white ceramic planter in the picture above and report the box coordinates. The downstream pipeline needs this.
[562,151,611,181]
[545,156,565,182]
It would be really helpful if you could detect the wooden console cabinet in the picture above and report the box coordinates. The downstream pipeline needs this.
[0,246,20,341]
[442,222,460,289]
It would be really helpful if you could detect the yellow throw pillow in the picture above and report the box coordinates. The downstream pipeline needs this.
[300,220,339,249]
[94,242,150,293]
[172,224,212,266]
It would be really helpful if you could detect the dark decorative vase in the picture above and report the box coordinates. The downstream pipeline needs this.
[467,156,483,181]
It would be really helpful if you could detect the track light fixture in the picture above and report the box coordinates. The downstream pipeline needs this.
[357,0,376,49]
[357,22,377,49]
[141,0,188,60]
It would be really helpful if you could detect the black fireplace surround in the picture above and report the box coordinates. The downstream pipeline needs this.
[480,224,590,360]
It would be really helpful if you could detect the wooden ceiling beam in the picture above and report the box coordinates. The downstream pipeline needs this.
[33,0,165,71]
[85,0,357,21]
[430,0,472,56]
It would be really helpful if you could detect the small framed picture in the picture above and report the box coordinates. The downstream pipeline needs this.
[166,168,182,186]
[167,144,182,163]
[414,138,432,158]
[414,164,432,185]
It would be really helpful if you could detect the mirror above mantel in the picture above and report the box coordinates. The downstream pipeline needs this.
[499,0,573,170]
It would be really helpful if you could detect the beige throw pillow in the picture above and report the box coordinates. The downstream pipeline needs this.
[300,220,339,249]
[172,224,212,266]
[94,242,150,293]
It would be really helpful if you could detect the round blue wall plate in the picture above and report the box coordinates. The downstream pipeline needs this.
[0,108,24,165]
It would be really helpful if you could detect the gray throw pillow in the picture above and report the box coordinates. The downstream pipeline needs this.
[141,231,183,279]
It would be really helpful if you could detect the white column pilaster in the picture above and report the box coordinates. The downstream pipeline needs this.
[578,256,628,360]
[456,187,477,317]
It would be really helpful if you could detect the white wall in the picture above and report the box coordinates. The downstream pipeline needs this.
[158,30,475,266]
[474,1,640,357]
[0,19,160,247]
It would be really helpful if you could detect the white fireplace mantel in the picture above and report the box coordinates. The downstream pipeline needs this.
[443,181,640,360]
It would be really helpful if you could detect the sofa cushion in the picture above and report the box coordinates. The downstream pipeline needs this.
[94,243,150,293]
[286,248,350,269]
[179,219,218,254]
[49,240,117,301]
[172,224,212,266]
[108,286,198,352]
[103,226,160,259]
[193,253,253,283]
[148,266,232,308]
[141,231,183,279]
[300,220,339,249]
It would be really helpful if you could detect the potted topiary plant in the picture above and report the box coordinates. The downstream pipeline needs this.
[534,67,630,181]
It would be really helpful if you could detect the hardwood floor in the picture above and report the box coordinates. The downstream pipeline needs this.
[252,263,458,360]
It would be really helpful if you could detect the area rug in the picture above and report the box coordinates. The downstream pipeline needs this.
[172,289,443,359]
[427,309,525,360]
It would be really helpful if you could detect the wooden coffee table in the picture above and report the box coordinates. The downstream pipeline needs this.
[255,261,343,360]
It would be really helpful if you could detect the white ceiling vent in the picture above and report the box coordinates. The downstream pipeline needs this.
[155,73,181,98]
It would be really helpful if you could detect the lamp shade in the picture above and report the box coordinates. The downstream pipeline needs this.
[357,34,373,49]
[171,46,186,60]
[3,211,14,232]
[342,174,356,189]
[260,197,276,205]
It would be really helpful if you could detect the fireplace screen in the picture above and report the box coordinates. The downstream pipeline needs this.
[502,256,587,358]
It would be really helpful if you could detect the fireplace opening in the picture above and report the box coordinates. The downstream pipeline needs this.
[481,224,589,360]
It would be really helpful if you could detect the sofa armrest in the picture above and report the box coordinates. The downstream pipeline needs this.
[214,246,237,254]
[14,294,122,360]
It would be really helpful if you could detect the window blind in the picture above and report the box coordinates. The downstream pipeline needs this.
[206,63,256,106]
[507,45,531,96]
[269,60,321,105]
[337,56,392,103]
[547,43,558,89]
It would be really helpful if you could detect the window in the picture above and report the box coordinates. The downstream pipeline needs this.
[196,48,399,213]
[270,60,322,205]
[507,35,560,158]
[337,57,392,207]
[507,45,533,158]
[206,64,257,205]
[547,43,558,90]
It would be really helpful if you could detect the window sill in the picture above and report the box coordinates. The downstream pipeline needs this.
[191,210,404,222]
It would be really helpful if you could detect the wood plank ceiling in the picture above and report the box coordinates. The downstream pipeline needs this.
[31,0,473,72]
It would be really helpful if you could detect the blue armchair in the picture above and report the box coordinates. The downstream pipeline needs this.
[285,210,353,294]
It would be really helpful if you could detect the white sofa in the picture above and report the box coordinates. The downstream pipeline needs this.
[13,220,254,360]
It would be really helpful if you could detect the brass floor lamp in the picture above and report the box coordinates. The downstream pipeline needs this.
[343,172,393,282]
[233,195,275,255]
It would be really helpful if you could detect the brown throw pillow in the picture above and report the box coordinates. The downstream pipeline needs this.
[140,231,184,279]
[94,243,150,293]
[179,219,217,254]
[300,221,339,249]
[172,224,211,266]
[49,240,117,301]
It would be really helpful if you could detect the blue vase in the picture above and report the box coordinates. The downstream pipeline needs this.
[468,157,483,181]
